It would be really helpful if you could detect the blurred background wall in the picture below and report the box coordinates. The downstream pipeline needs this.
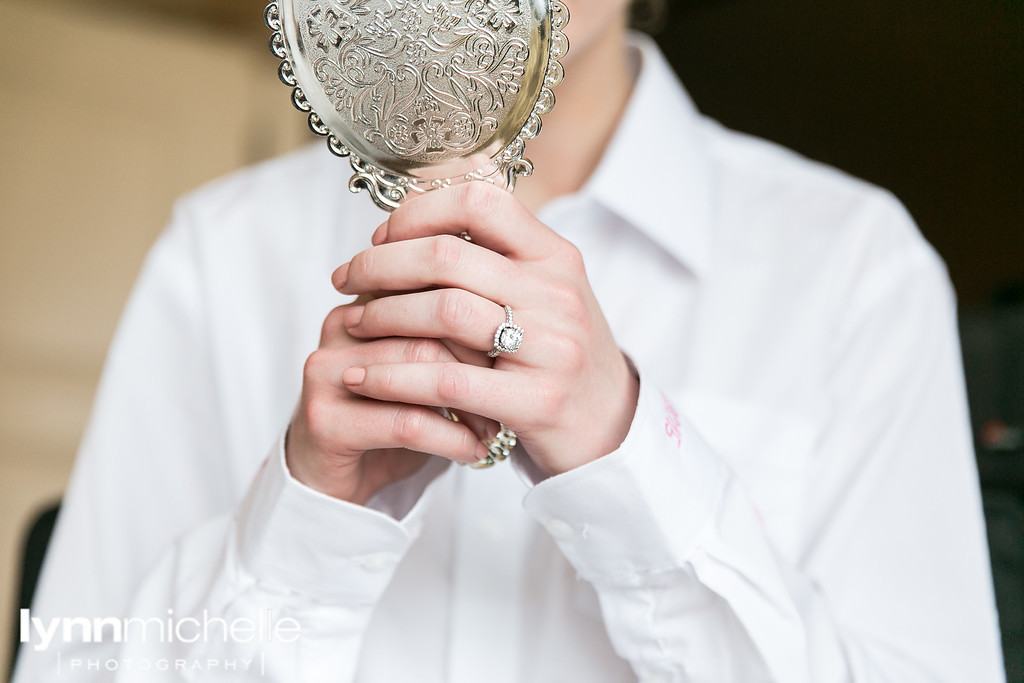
[0,1,306,673]
[1,0,1021,676]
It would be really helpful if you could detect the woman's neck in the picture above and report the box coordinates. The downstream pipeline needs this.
[514,19,636,213]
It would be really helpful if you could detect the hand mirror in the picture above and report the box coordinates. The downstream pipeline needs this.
[265,0,570,211]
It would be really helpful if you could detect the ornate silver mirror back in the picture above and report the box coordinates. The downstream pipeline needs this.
[265,0,569,211]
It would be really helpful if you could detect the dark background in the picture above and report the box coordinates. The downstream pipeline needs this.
[657,0,1022,305]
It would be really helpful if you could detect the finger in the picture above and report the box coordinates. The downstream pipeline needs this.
[439,338,492,369]
[434,338,504,446]
[344,291,544,369]
[305,337,457,388]
[334,235,536,303]
[435,404,503,458]
[320,304,357,348]
[345,289,508,354]
[371,182,561,262]
[321,294,406,347]
[341,361,544,428]
[314,399,491,465]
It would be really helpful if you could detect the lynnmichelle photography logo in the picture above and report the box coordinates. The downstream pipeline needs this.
[20,608,301,676]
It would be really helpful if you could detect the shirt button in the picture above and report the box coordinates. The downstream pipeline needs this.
[545,519,574,540]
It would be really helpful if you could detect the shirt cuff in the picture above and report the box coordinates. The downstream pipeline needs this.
[523,369,729,585]
[236,434,441,603]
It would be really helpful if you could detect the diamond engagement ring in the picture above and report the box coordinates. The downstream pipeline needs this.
[488,305,524,358]
[469,424,519,470]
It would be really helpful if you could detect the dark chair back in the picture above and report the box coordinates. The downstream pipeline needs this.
[960,306,1024,682]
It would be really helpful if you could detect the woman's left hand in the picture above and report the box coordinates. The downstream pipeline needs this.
[333,182,639,477]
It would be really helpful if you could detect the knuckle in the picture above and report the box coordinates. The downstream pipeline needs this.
[408,338,444,363]
[431,234,464,273]
[459,180,500,219]
[533,381,565,426]
[303,349,329,383]
[437,289,473,333]
[436,364,468,403]
[558,240,585,272]
[302,395,334,438]
[320,306,347,343]
[549,280,586,317]
[391,406,426,445]
[554,335,586,373]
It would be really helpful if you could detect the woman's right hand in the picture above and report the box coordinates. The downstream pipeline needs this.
[285,303,493,505]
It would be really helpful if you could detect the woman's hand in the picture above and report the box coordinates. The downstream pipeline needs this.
[333,182,640,477]
[285,303,495,504]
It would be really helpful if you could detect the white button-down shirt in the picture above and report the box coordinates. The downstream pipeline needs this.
[15,37,1004,682]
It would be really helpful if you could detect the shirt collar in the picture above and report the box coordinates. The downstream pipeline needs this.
[580,33,715,277]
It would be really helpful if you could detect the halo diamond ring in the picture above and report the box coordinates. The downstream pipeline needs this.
[488,305,524,358]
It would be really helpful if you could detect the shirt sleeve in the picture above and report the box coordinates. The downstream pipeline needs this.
[110,438,440,683]
[523,248,1005,682]
[11,205,437,682]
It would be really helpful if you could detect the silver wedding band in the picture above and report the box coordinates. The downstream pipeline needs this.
[443,409,517,470]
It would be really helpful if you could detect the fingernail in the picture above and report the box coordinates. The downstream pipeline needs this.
[471,442,490,464]
[342,366,366,386]
[371,220,388,246]
[341,305,364,328]
[333,263,350,291]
